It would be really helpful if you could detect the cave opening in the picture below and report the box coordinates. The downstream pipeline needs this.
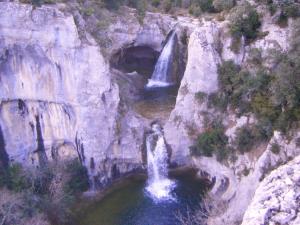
[111,32,186,121]
[111,46,160,78]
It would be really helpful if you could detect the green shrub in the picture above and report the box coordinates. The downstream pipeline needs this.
[277,2,300,26]
[209,17,300,138]
[103,0,122,10]
[32,167,54,195]
[215,147,229,162]
[151,0,160,7]
[270,142,281,154]
[213,0,235,12]
[251,93,279,121]
[248,48,263,65]
[268,3,278,16]
[64,159,89,195]
[198,0,214,12]
[229,2,261,41]
[217,60,241,96]
[215,60,252,111]
[136,0,147,23]
[4,164,30,192]
[195,91,207,103]
[256,0,300,25]
[208,92,228,110]
[234,123,269,154]
[189,4,202,17]
[234,126,255,153]
[163,0,173,12]
[253,118,274,140]
[82,7,95,16]
[191,123,228,158]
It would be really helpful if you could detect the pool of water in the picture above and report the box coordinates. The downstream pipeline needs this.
[77,173,207,225]
[133,85,179,120]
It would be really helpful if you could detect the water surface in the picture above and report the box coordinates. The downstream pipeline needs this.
[78,174,206,225]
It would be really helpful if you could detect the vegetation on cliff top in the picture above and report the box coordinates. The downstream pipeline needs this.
[191,18,300,161]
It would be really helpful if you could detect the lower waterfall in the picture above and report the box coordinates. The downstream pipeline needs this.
[145,124,176,201]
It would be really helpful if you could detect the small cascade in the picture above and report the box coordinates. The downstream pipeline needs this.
[146,31,177,88]
[145,124,176,201]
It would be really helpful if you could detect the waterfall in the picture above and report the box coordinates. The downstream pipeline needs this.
[146,32,177,88]
[145,124,176,201]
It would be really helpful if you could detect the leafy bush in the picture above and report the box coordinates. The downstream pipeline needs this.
[151,0,160,7]
[248,48,263,65]
[270,142,281,154]
[32,167,54,195]
[198,0,214,12]
[2,164,30,192]
[208,92,228,110]
[256,0,300,25]
[189,3,202,16]
[214,60,252,112]
[162,0,173,12]
[195,91,207,103]
[229,2,261,41]
[213,0,235,12]
[191,122,228,158]
[103,0,122,10]
[217,60,241,96]
[234,126,256,153]
[234,123,273,153]
[215,52,300,135]
[64,159,89,195]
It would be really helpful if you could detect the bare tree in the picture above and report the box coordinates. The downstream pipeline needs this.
[175,195,227,225]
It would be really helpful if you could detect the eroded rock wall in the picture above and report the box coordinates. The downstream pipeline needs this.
[0,2,144,187]
[242,155,300,225]
[164,20,221,165]
[163,8,295,225]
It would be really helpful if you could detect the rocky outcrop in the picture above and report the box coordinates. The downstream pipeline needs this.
[164,20,221,165]
[242,156,300,225]
[162,7,295,225]
[0,2,145,187]
[204,131,300,225]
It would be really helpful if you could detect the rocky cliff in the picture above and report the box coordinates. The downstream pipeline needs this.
[1,1,299,225]
[163,5,298,225]
[0,2,146,188]
[242,155,300,225]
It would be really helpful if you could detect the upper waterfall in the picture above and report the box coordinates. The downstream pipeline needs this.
[146,31,177,88]
[145,124,176,202]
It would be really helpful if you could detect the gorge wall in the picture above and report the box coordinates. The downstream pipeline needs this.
[1,1,300,225]
[0,2,146,188]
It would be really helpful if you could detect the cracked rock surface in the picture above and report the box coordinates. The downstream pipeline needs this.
[242,156,300,225]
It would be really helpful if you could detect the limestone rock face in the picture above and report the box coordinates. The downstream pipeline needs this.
[242,156,300,225]
[164,20,221,165]
[204,131,300,225]
[0,2,144,187]
[105,10,177,56]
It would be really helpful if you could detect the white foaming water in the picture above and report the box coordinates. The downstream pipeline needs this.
[146,32,176,88]
[145,124,176,202]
